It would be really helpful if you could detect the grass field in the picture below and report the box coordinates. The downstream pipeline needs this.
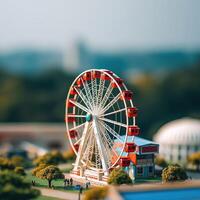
[26,172,79,193]
[35,195,65,200]
[134,176,162,184]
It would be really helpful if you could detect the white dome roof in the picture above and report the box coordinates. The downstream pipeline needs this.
[154,118,200,145]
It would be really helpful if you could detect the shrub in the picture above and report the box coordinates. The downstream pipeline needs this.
[34,151,65,166]
[107,168,132,185]
[14,166,26,176]
[162,164,188,182]
[83,186,108,200]
[0,170,40,200]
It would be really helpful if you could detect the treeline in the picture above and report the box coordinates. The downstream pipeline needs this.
[0,63,200,139]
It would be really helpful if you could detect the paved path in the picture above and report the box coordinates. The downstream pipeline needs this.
[37,188,83,200]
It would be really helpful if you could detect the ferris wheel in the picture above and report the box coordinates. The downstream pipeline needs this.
[65,69,140,179]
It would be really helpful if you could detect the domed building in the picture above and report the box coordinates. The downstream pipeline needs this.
[154,118,200,165]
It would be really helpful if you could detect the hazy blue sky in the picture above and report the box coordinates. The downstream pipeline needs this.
[0,0,200,51]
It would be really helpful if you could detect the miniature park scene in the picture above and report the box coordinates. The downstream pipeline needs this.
[0,1,200,200]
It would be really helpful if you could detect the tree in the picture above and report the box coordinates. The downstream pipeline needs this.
[34,151,65,166]
[63,150,76,162]
[32,163,48,176]
[162,164,188,182]
[83,187,108,200]
[188,152,200,171]
[107,168,132,185]
[0,170,40,200]
[34,165,64,188]
[155,156,168,168]
[14,166,26,176]
[0,157,15,170]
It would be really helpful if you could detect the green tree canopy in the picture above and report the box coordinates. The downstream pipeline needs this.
[14,166,26,176]
[0,170,40,200]
[0,157,15,170]
[33,165,64,188]
[107,168,132,185]
[83,186,108,200]
[162,164,188,182]
[34,151,65,166]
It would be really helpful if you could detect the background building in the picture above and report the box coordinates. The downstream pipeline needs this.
[154,118,200,165]
[0,123,69,157]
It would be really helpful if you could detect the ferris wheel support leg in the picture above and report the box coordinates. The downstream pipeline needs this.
[73,122,90,174]
[93,117,109,177]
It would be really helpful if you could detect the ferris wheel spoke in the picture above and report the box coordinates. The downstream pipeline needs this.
[100,93,121,115]
[70,122,86,131]
[98,121,119,161]
[69,99,89,113]
[99,83,113,109]
[97,79,105,108]
[98,123,112,166]
[100,108,126,117]
[74,87,92,110]
[99,117,127,128]
[74,137,82,145]
[98,119,124,143]
[74,122,90,170]
[82,79,94,109]
[93,117,109,174]
[67,114,86,118]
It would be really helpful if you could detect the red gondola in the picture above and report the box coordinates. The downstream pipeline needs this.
[74,144,79,151]
[127,107,138,117]
[66,114,76,123]
[119,157,130,167]
[128,125,140,136]
[69,130,78,138]
[66,99,75,108]
[83,72,92,81]
[111,78,123,88]
[70,87,78,95]
[76,78,85,87]
[92,71,101,79]
[125,142,136,152]
[120,90,133,100]
[101,70,113,80]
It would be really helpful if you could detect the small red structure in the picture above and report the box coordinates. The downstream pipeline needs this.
[66,114,76,123]
[92,71,101,79]
[83,72,92,81]
[76,78,84,87]
[125,142,136,152]
[120,91,133,100]
[127,107,138,117]
[66,99,75,108]
[70,87,78,95]
[111,78,123,88]
[101,70,113,80]
[69,130,78,139]
[74,144,79,151]
[128,125,140,136]
[119,157,130,167]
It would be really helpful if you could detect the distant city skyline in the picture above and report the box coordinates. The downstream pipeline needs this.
[0,0,200,52]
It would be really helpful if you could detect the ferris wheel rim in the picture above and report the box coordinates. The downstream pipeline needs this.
[65,69,136,169]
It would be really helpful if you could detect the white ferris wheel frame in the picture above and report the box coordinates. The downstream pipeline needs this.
[65,69,135,174]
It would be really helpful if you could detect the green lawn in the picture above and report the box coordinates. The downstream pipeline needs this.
[35,195,65,200]
[26,172,79,193]
[134,176,162,184]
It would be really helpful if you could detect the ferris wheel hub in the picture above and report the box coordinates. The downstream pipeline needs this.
[86,113,93,122]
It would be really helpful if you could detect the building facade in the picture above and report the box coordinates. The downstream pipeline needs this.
[154,118,200,165]
[113,136,159,180]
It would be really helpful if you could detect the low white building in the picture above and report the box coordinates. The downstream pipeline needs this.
[154,118,200,165]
